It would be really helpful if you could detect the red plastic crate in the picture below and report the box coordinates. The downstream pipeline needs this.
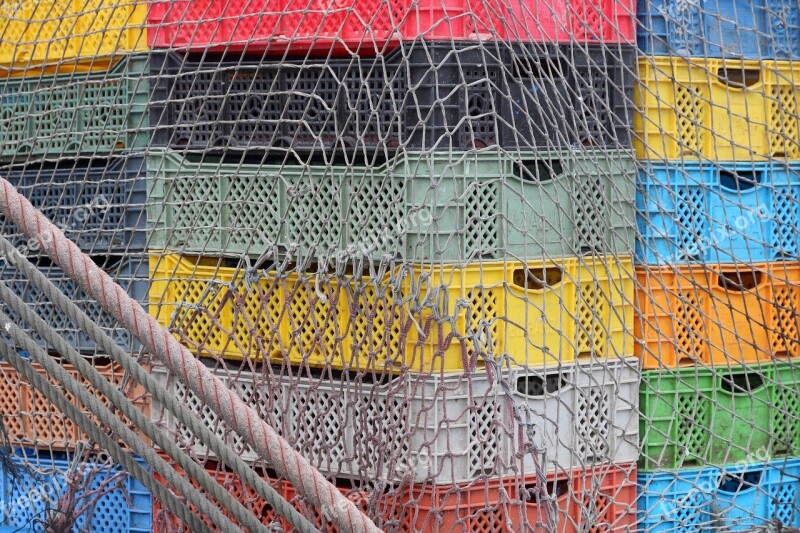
[152,460,636,532]
[147,0,635,54]
[152,460,285,532]
[152,460,390,532]
[402,463,637,533]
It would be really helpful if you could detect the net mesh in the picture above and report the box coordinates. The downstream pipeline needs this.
[0,0,796,531]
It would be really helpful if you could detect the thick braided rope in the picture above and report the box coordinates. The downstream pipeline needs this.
[0,178,384,533]
[0,237,323,533]
[0,330,215,533]
[0,259,272,533]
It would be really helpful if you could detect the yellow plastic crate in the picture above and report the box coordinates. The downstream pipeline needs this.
[634,57,800,161]
[0,0,146,72]
[149,254,634,372]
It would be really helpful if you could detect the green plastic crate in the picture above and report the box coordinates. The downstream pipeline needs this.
[639,362,800,471]
[0,55,148,160]
[147,149,635,262]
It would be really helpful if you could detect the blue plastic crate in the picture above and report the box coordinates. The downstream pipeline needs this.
[0,255,148,355]
[637,0,800,58]
[0,449,151,532]
[636,161,800,264]
[638,457,800,532]
[1,156,146,255]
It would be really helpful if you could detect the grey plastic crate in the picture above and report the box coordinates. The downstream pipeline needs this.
[1,156,146,254]
[147,149,635,262]
[0,255,148,355]
[151,357,640,483]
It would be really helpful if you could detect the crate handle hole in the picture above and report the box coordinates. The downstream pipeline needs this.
[719,170,762,191]
[716,67,761,88]
[718,470,763,493]
[517,160,562,182]
[720,372,765,393]
[512,267,562,290]
[523,479,570,503]
[717,270,761,291]
[516,373,567,396]
[513,56,561,80]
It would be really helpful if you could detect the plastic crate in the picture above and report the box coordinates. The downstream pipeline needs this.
[152,459,393,533]
[639,363,800,471]
[636,161,800,265]
[151,357,639,483]
[401,462,637,532]
[635,262,800,369]
[151,459,285,532]
[638,457,800,532]
[1,157,146,254]
[149,43,634,156]
[0,55,149,160]
[0,358,149,450]
[0,255,149,355]
[148,150,636,262]
[0,0,146,72]
[152,459,636,533]
[637,0,800,59]
[149,253,634,371]
[634,57,800,161]
[147,0,635,54]
[0,449,151,532]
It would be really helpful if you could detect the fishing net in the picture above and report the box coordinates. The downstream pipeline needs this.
[0,0,797,531]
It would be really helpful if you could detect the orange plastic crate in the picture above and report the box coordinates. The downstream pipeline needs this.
[0,358,149,449]
[635,261,800,369]
[149,253,633,372]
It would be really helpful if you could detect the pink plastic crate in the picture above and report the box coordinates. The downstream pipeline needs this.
[147,0,635,54]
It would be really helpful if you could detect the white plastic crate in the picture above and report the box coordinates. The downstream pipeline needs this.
[151,358,639,484]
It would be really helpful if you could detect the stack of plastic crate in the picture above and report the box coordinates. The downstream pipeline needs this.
[0,2,153,530]
[635,0,800,529]
[146,1,642,530]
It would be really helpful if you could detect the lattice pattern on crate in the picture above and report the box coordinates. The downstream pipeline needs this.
[151,254,633,371]
[675,85,705,154]
[770,86,800,158]
[151,359,639,484]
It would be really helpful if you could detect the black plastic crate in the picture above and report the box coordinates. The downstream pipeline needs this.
[0,156,146,255]
[149,42,634,156]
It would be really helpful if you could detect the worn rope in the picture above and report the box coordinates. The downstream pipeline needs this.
[0,332,214,533]
[0,253,273,533]
[0,237,323,533]
[0,177,384,533]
